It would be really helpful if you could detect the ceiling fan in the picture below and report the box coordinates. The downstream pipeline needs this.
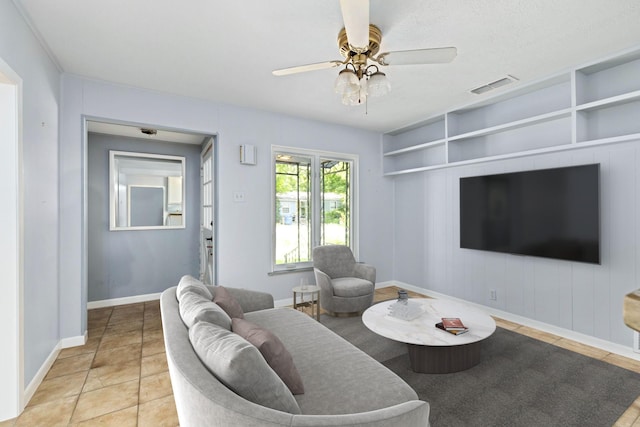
[272,0,457,106]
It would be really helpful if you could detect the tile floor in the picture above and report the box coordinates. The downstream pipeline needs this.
[2,286,640,426]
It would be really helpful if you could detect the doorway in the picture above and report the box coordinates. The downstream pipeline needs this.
[0,61,23,420]
[84,120,216,306]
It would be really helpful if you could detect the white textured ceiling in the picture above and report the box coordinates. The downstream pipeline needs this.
[15,0,640,133]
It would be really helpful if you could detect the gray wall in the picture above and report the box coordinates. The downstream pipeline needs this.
[0,1,61,387]
[87,133,201,301]
[59,75,393,343]
[393,140,640,347]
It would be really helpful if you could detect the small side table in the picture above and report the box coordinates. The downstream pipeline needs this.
[292,285,321,321]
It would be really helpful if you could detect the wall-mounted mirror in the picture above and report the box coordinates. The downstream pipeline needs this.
[110,150,186,230]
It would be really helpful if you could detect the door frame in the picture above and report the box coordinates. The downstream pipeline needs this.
[200,136,217,284]
[81,117,217,304]
[0,57,24,421]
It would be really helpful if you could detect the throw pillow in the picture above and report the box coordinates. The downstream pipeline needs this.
[232,318,304,395]
[189,321,301,414]
[176,275,212,301]
[179,291,231,330]
[213,286,244,319]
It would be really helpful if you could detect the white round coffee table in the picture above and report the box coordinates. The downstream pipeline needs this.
[362,298,496,373]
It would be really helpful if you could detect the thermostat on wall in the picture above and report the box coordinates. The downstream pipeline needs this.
[240,144,257,165]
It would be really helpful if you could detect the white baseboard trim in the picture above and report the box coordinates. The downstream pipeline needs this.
[87,292,161,309]
[60,331,87,349]
[392,280,640,362]
[24,343,60,405]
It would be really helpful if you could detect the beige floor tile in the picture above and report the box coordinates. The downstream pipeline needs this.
[69,405,138,427]
[142,338,166,357]
[92,342,141,368]
[144,313,160,322]
[553,338,610,359]
[492,317,521,331]
[58,337,101,359]
[139,371,173,403]
[138,395,179,427]
[113,303,145,313]
[615,397,640,427]
[88,326,106,339]
[143,320,163,332]
[103,319,144,336]
[28,371,87,407]
[83,359,141,392]
[99,330,142,351]
[88,318,109,330]
[143,328,163,343]
[144,304,160,312]
[109,306,144,319]
[407,290,428,298]
[15,396,77,427]
[0,417,16,426]
[108,313,144,326]
[516,326,561,344]
[603,353,640,373]
[71,379,139,423]
[141,352,169,377]
[46,353,94,380]
[88,307,112,320]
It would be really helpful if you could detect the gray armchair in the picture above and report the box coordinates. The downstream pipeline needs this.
[312,245,375,316]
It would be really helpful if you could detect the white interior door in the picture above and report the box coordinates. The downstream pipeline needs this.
[200,138,215,284]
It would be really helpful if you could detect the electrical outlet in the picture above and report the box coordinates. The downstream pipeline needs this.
[489,289,497,301]
[233,192,245,203]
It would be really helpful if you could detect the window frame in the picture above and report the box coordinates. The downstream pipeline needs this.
[270,145,359,273]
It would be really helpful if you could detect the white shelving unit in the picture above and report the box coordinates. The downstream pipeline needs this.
[383,47,640,176]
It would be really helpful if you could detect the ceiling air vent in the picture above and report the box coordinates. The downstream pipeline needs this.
[470,75,519,95]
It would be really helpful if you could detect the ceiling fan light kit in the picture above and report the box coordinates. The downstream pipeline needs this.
[334,62,388,105]
[272,0,457,106]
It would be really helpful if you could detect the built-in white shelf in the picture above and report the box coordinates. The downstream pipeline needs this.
[448,109,572,142]
[383,46,640,176]
[383,139,446,157]
[576,89,640,112]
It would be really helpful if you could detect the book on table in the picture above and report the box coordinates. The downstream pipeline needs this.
[436,317,469,335]
[435,322,469,335]
[441,317,466,330]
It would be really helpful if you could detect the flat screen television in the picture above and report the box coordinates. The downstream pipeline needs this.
[460,164,600,264]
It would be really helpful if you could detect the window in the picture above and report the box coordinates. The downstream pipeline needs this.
[272,147,357,271]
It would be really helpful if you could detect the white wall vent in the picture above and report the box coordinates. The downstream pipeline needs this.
[470,75,519,95]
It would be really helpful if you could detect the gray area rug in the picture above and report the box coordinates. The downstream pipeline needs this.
[321,314,640,427]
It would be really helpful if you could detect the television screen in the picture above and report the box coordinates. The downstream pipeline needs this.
[460,164,600,264]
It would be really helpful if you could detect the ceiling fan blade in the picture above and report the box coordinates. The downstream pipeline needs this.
[376,47,457,66]
[339,0,369,50]
[272,60,344,76]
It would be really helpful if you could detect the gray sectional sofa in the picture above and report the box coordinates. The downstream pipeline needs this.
[160,277,430,426]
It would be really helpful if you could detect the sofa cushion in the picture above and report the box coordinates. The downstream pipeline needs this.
[176,275,213,301]
[179,291,231,330]
[244,308,419,416]
[189,320,301,414]
[214,286,244,319]
[332,277,374,298]
[232,318,304,395]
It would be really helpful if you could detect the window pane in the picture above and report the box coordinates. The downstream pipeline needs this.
[275,154,311,265]
[320,159,350,247]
